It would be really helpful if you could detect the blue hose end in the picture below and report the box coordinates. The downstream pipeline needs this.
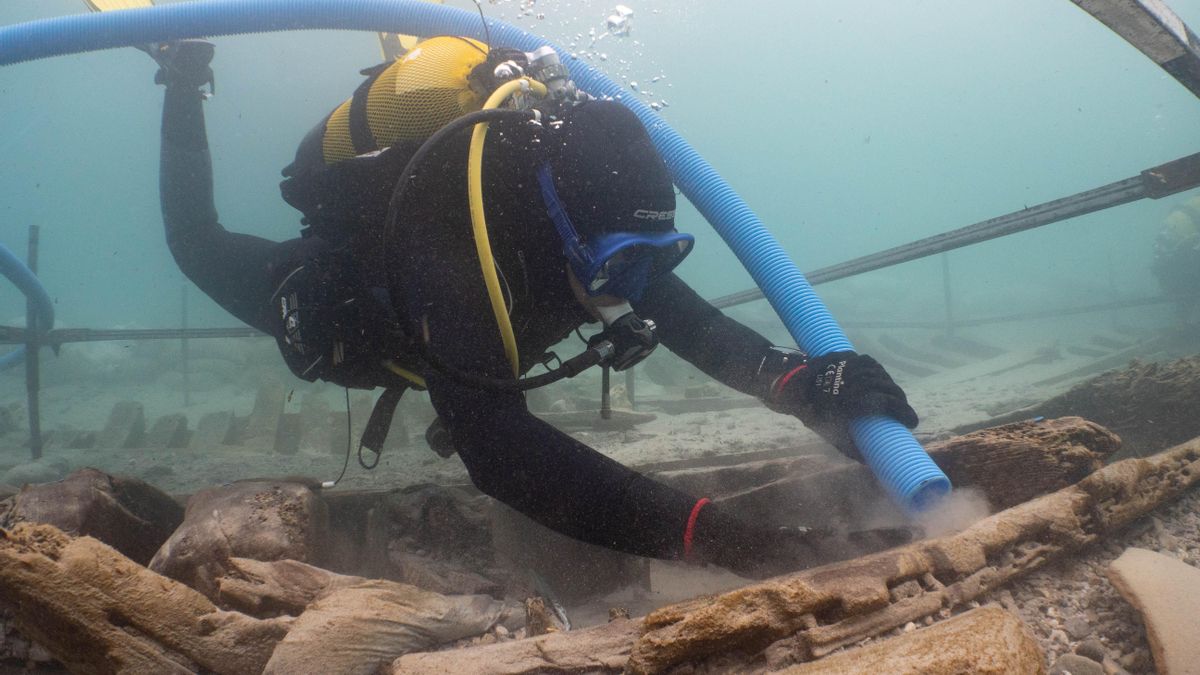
[851,416,952,514]
[906,474,953,512]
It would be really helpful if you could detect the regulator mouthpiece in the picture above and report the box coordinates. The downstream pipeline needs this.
[589,303,658,371]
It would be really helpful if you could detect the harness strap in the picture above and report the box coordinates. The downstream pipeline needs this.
[361,386,407,455]
[348,65,387,156]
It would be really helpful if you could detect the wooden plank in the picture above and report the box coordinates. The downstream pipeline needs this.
[243,383,286,448]
[144,414,189,449]
[93,401,145,450]
[189,411,234,452]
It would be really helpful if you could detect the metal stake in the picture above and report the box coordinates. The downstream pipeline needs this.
[600,365,612,420]
[941,253,954,338]
[181,284,191,406]
[25,225,42,460]
[625,366,636,411]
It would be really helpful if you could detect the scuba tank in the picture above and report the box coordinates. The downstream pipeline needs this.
[279,36,580,244]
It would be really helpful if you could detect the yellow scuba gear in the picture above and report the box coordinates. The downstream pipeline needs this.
[320,36,491,164]
[1162,195,1200,245]
[383,360,428,388]
[377,0,443,61]
[289,37,580,379]
[470,78,549,376]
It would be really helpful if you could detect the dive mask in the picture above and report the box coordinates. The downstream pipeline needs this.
[537,163,694,300]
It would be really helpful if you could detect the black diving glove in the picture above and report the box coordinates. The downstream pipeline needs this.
[689,502,914,579]
[146,39,215,92]
[760,348,918,461]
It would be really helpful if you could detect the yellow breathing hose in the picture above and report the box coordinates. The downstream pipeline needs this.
[469,77,548,377]
[383,360,428,389]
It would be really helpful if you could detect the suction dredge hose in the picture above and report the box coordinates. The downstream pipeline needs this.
[0,244,54,370]
[0,0,951,512]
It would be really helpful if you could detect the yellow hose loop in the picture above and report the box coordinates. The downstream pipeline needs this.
[468,77,548,376]
[382,360,428,389]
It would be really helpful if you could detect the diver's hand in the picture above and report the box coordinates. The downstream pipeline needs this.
[146,40,215,92]
[690,503,916,579]
[769,351,917,461]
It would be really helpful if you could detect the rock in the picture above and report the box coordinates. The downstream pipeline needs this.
[1050,653,1106,675]
[785,606,1045,674]
[1107,547,1200,675]
[392,618,638,674]
[890,579,924,602]
[149,480,330,599]
[982,355,1200,456]
[525,597,558,637]
[262,580,518,675]
[1075,639,1108,663]
[996,589,1021,613]
[1118,649,1151,671]
[1102,658,1132,675]
[0,468,183,565]
[1,459,67,487]
[1064,616,1093,640]
[391,550,503,597]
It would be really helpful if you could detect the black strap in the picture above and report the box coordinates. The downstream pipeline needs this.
[347,68,384,156]
[360,386,406,457]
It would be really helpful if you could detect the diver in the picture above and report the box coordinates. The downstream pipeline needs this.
[152,37,919,579]
[1151,194,1200,328]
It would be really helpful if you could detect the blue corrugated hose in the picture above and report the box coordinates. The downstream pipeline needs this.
[0,0,951,512]
[0,244,54,370]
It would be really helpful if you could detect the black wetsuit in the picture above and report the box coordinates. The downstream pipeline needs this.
[160,85,777,560]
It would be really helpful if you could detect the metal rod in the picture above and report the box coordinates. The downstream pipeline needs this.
[941,253,954,338]
[181,285,190,406]
[1070,0,1200,100]
[839,291,1191,330]
[709,151,1200,311]
[0,325,264,345]
[600,365,612,420]
[625,367,636,411]
[24,224,42,461]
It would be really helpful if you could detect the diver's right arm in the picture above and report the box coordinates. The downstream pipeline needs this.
[157,42,302,334]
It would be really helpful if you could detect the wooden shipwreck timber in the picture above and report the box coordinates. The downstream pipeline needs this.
[0,414,1196,674]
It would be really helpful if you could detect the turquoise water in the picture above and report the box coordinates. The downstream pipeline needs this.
[0,3,1198,659]
[1,0,1198,334]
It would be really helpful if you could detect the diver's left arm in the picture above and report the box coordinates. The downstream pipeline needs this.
[156,41,305,335]
[635,273,919,457]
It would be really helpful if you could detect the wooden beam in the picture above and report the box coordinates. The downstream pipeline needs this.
[0,524,290,674]
[388,434,1199,674]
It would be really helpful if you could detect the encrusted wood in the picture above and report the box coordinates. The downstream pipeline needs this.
[629,438,1200,673]
[390,435,1199,675]
[0,523,290,674]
